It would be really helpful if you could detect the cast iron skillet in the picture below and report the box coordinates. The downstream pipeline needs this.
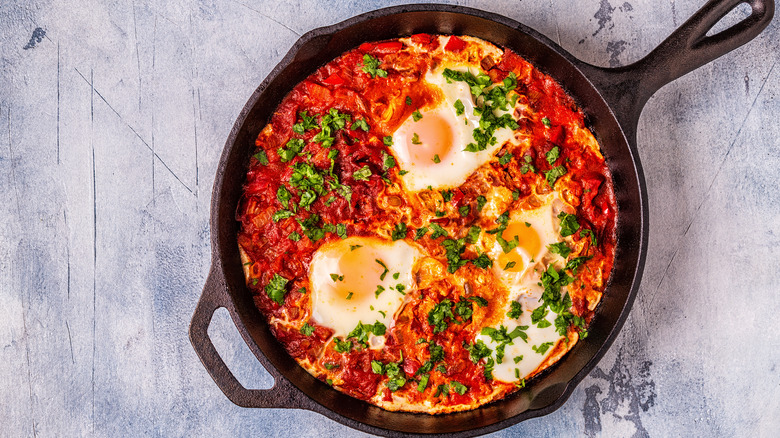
[190,1,773,436]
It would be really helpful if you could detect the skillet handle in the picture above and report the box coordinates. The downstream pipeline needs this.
[580,0,774,132]
[189,265,307,408]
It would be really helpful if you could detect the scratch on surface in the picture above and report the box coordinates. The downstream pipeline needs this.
[132,0,142,113]
[229,0,301,36]
[73,67,195,195]
[57,42,61,164]
[647,59,777,309]
[549,0,563,46]
[90,67,96,436]
[670,0,678,27]
[23,302,36,438]
[7,106,21,216]
[152,16,158,202]
[65,209,70,299]
[66,321,75,364]
[188,9,200,199]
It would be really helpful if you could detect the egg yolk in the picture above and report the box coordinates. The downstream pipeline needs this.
[407,112,454,164]
[328,246,383,306]
[497,222,542,273]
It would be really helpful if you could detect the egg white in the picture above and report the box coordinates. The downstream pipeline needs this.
[309,236,420,348]
[390,65,516,192]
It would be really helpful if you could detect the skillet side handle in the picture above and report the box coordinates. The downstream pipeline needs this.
[189,265,307,409]
[580,0,774,132]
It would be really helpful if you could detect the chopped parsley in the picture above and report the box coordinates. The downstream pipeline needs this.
[466,225,481,244]
[417,374,430,392]
[433,154,441,163]
[581,228,598,246]
[520,155,536,174]
[300,323,315,336]
[392,222,407,240]
[441,190,454,202]
[548,242,572,258]
[507,301,522,319]
[253,150,269,165]
[288,231,301,242]
[361,54,387,78]
[292,111,318,134]
[351,118,370,132]
[542,117,551,127]
[277,138,305,162]
[375,259,389,280]
[411,133,421,144]
[405,96,412,106]
[450,381,468,395]
[428,299,456,333]
[329,273,343,282]
[454,99,464,116]
[546,146,560,165]
[383,135,393,146]
[333,337,352,353]
[498,152,513,165]
[414,226,429,240]
[458,205,471,217]
[429,223,448,239]
[442,69,519,152]
[412,110,423,121]
[382,151,396,171]
[472,252,492,269]
[272,210,294,222]
[545,165,567,186]
[264,273,289,305]
[558,212,580,237]
[476,195,487,211]
[533,342,554,354]
[352,165,372,181]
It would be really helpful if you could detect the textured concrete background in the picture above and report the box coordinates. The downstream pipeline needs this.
[1,0,778,436]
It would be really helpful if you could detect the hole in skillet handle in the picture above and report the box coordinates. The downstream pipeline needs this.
[189,266,311,409]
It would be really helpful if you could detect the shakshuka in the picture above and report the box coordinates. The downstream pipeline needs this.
[236,34,617,413]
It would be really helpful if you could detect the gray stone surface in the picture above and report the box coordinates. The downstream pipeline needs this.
[1,0,778,436]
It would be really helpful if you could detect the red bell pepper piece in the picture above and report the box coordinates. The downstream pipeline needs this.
[444,35,466,52]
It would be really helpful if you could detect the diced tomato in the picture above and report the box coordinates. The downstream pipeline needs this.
[321,73,345,86]
[444,35,466,52]
[372,41,403,54]
[304,81,332,104]
[411,33,432,45]
[358,42,374,52]
[451,189,464,206]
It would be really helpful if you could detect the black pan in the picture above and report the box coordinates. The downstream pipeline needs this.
[189,1,774,436]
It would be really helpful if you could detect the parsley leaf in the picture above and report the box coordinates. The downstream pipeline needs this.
[541,117,551,127]
[441,190,454,202]
[507,301,522,319]
[498,152,513,166]
[412,110,423,121]
[300,323,315,336]
[351,118,370,132]
[548,242,572,258]
[411,133,421,144]
[546,146,560,165]
[254,150,269,165]
[383,136,393,146]
[454,99,464,116]
[558,212,580,237]
[265,274,289,305]
[476,195,487,211]
[278,138,305,162]
[414,227,429,240]
[382,151,396,171]
[392,222,407,240]
[429,223,448,239]
[361,54,387,78]
[428,299,455,333]
[352,165,372,181]
[466,225,481,244]
[545,165,567,186]
[450,381,468,395]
